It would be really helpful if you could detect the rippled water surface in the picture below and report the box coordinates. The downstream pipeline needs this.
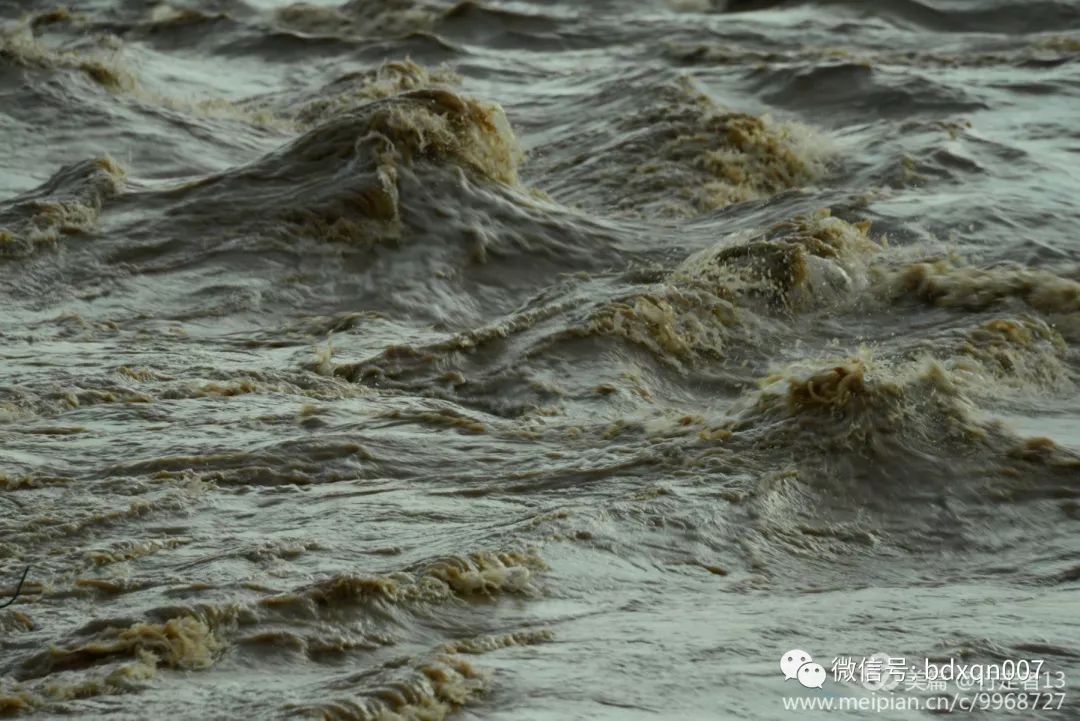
[1,0,1079,718]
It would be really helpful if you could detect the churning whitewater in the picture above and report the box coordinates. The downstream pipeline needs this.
[1,0,1079,719]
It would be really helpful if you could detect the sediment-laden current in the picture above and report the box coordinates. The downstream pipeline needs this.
[1,0,1079,719]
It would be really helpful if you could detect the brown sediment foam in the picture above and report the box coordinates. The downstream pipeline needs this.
[0,660,156,710]
[358,90,523,186]
[949,317,1071,390]
[649,78,827,212]
[99,443,372,488]
[881,259,1080,313]
[2,10,285,129]
[327,214,874,380]
[0,473,73,490]
[41,654,158,701]
[71,578,160,596]
[86,538,191,567]
[584,212,878,367]
[1005,437,1080,469]
[590,78,828,217]
[587,289,741,367]
[291,655,490,721]
[0,611,35,634]
[19,550,550,687]
[425,551,544,595]
[5,602,258,708]
[60,386,154,408]
[738,354,991,452]
[280,91,523,246]
[165,96,290,130]
[153,373,368,402]
[6,646,177,708]
[0,689,35,714]
[0,157,125,258]
[117,366,175,382]
[291,59,461,128]
[380,407,487,434]
[261,551,545,615]
[22,616,221,679]
[279,166,402,246]
[1035,35,1080,54]
[991,437,1080,502]
[0,20,136,91]
[0,400,35,423]
[439,628,554,654]
[778,360,876,412]
[676,209,882,311]
[299,213,872,385]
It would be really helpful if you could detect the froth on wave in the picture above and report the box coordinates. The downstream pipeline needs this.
[0,616,219,712]
[261,550,545,617]
[280,90,523,246]
[287,655,490,721]
[585,211,879,367]
[677,209,881,312]
[548,78,828,218]
[1,11,293,129]
[0,18,135,92]
[325,211,880,400]
[122,90,525,256]
[0,157,125,258]
[288,59,461,128]
[882,259,1080,315]
[724,347,1079,498]
[734,354,991,463]
[929,317,1072,394]
[1,548,546,713]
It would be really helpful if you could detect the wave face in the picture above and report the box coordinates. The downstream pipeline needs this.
[2,0,1079,719]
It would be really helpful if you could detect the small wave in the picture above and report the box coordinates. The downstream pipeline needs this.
[1,615,220,712]
[261,550,545,617]
[274,0,440,38]
[881,259,1080,314]
[146,4,230,29]
[546,78,828,217]
[931,317,1073,394]
[676,209,881,311]
[87,88,531,282]
[288,59,461,128]
[0,157,124,259]
[287,654,491,721]
[675,0,1080,34]
[15,615,221,682]
[668,38,1079,70]
[0,18,135,92]
[439,628,554,654]
[327,211,878,405]
[751,60,989,118]
[730,354,992,471]
[217,90,521,246]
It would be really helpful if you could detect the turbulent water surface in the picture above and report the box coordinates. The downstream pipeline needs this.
[1,0,1080,718]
